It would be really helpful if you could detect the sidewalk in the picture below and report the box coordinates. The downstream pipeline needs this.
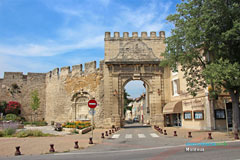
[0,128,106,157]
[158,127,236,142]
[0,126,238,158]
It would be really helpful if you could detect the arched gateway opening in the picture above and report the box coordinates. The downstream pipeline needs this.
[124,80,150,126]
[103,31,166,128]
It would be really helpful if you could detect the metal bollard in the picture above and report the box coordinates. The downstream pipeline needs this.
[164,130,167,135]
[235,133,239,139]
[188,132,192,138]
[208,133,213,139]
[49,144,55,153]
[109,130,112,135]
[160,128,163,134]
[74,141,79,149]
[89,137,93,144]
[15,146,21,156]
[101,133,105,138]
[105,131,108,136]
[174,131,177,136]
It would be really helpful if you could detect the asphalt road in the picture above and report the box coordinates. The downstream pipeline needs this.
[1,123,240,160]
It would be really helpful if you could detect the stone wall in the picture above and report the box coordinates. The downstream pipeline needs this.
[0,72,46,121]
[45,61,105,127]
[0,61,104,127]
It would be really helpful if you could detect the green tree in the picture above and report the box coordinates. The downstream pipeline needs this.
[30,90,40,122]
[0,101,7,116]
[124,89,133,116]
[162,0,240,133]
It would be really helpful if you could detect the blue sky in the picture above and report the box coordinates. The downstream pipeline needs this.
[0,0,180,98]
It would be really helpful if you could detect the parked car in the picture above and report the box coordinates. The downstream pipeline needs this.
[133,117,139,122]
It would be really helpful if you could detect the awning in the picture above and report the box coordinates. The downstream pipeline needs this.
[163,101,182,114]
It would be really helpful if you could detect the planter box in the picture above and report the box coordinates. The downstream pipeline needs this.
[0,121,23,130]
[80,127,93,134]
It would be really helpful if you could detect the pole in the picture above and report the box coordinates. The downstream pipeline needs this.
[91,108,94,139]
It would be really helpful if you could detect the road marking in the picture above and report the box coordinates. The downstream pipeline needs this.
[53,140,240,156]
[138,134,146,138]
[150,133,159,138]
[112,134,120,139]
[54,144,186,156]
[125,134,132,138]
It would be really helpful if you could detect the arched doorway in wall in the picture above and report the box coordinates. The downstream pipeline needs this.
[122,79,151,126]
[71,90,92,121]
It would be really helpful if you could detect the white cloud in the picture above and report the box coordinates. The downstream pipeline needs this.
[0,35,104,57]
[0,0,173,57]
[0,55,53,78]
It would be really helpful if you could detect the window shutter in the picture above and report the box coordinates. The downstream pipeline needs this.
[171,81,174,95]
[177,79,180,94]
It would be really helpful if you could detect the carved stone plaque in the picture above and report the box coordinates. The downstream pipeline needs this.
[111,41,160,62]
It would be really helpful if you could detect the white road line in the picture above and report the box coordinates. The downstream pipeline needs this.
[138,134,146,138]
[112,134,120,139]
[125,134,132,139]
[53,140,240,156]
[150,133,159,138]
[54,144,186,156]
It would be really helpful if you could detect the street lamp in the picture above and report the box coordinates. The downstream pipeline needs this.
[113,89,118,96]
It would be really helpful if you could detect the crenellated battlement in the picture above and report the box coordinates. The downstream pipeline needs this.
[3,72,46,82]
[46,60,103,80]
[104,31,165,40]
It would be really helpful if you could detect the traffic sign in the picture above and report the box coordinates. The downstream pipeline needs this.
[89,109,96,115]
[88,99,97,108]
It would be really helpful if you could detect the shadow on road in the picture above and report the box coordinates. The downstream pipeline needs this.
[123,121,151,129]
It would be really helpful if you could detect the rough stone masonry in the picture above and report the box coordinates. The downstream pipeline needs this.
[0,31,166,128]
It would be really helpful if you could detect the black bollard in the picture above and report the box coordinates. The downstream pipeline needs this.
[49,144,55,153]
[208,133,213,139]
[188,132,192,138]
[89,137,93,144]
[105,131,108,136]
[164,130,167,135]
[15,146,21,156]
[101,133,105,138]
[109,130,112,135]
[174,131,177,136]
[74,141,79,149]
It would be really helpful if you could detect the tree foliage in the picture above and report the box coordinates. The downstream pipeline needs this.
[30,90,40,122]
[0,101,7,115]
[124,89,133,115]
[162,0,240,132]
[31,90,40,112]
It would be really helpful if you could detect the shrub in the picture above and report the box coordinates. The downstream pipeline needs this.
[15,130,52,138]
[0,101,7,115]
[3,128,16,136]
[5,114,19,121]
[5,101,21,115]
[0,131,3,137]
[23,121,48,126]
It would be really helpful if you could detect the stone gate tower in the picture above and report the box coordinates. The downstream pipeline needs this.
[103,31,166,127]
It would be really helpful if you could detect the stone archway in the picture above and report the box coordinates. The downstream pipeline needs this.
[71,90,93,121]
[103,31,166,127]
[122,78,151,125]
